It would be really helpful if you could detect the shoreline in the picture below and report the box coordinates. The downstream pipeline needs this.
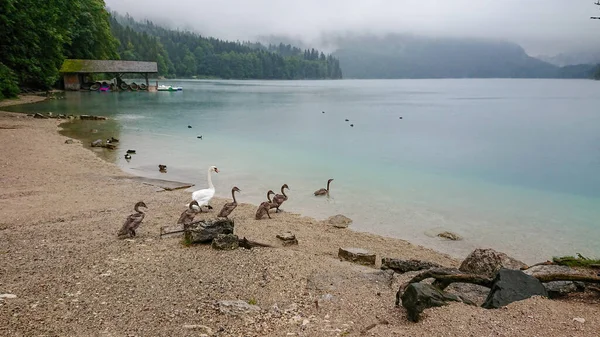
[1,96,599,336]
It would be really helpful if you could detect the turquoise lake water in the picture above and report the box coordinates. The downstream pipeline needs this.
[9,79,600,262]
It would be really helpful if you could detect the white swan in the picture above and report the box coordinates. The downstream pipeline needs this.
[191,166,219,209]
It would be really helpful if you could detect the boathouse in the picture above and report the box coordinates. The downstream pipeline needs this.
[60,59,158,91]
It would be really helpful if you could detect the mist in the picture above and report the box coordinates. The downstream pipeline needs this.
[105,0,600,55]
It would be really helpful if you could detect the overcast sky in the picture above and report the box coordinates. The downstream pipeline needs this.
[105,0,600,55]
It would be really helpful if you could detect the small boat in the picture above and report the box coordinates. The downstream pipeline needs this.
[157,85,183,92]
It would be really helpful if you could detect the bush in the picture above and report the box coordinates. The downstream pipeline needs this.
[0,63,20,99]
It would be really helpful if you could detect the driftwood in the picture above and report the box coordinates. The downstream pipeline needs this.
[239,237,274,249]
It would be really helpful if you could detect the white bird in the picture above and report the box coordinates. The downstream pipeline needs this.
[191,165,219,210]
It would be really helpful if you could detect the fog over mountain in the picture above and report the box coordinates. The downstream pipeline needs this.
[106,0,599,56]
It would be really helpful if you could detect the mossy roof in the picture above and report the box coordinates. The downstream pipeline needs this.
[60,59,158,73]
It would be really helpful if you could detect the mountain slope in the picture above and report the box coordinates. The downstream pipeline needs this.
[331,34,593,79]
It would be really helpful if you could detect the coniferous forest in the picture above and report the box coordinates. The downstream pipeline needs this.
[0,1,342,99]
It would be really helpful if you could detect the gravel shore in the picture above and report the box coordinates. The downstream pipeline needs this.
[1,97,598,336]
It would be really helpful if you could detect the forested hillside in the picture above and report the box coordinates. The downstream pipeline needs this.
[0,2,341,99]
[110,13,342,80]
[0,0,117,98]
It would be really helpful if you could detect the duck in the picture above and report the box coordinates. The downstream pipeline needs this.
[158,164,167,172]
[191,166,219,210]
[255,190,275,220]
[126,149,136,154]
[314,178,334,196]
[188,125,192,128]
[218,186,241,218]
[271,184,289,213]
[197,135,203,139]
[350,124,354,127]
[177,200,201,225]
[124,153,132,160]
[107,137,119,143]
[345,119,349,122]
[399,117,403,119]
[322,111,325,114]
[117,201,148,238]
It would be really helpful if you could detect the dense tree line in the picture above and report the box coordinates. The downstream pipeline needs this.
[110,13,342,80]
[0,0,117,98]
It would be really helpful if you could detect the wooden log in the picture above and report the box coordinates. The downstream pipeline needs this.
[238,237,274,249]
[534,274,600,284]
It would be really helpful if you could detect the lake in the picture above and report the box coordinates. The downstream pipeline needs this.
[8,79,600,263]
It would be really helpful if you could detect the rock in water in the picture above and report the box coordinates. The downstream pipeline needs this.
[276,232,298,246]
[211,234,239,250]
[91,139,103,147]
[327,214,353,228]
[437,231,462,241]
[184,219,235,244]
[218,300,261,315]
[338,248,376,266]
[381,258,442,274]
[482,268,548,309]
[401,283,474,322]
[459,248,527,277]
[523,265,585,298]
[33,113,48,119]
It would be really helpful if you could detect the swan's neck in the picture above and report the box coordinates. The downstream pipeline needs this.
[267,192,273,202]
[134,205,143,213]
[326,180,331,191]
[281,186,287,197]
[207,168,215,190]
[232,189,237,203]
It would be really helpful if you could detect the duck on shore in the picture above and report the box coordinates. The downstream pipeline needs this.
[271,184,289,213]
[118,201,147,238]
[218,186,241,218]
[314,178,334,196]
[177,200,200,225]
[256,190,275,220]
[124,153,131,160]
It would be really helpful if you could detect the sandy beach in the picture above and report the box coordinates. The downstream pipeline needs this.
[1,96,599,336]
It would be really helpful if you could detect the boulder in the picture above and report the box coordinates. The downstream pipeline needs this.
[381,258,442,274]
[327,214,352,228]
[33,113,48,119]
[185,219,235,244]
[401,283,474,322]
[482,268,548,309]
[523,265,585,298]
[276,231,298,246]
[91,139,103,147]
[338,248,376,266]
[437,231,462,241]
[211,234,239,250]
[218,300,261,315]
[459,248,527,277]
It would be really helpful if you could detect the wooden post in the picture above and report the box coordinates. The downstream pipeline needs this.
[144,73,149,87]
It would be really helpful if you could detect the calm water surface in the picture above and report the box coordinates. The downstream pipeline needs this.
[9,79,600,262]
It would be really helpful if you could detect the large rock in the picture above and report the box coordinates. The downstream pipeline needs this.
[276,231,298,246]
[185,219,235,244]
[211,234,239,250]
[437,231,462,241]
[381,258,442,274]
[459,248,527,277]
[338,248,376,266]
[328,214,353,228]
[482,268,548,309]
[401,283,474,322]
[218,300,261,315]
[523,264,585,298]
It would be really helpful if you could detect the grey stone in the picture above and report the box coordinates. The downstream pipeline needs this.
[338,248,376,266]
[482,268,548,309]
[211,234,239,250]
[381,258,442,274]
[401,283,474,322]
[459,248,527,278]
[183,324,213,334]
[276,232,298,246]
[91,139,103,147]
[33,113,48,119]
[523,265,585,298]
[64,139,74,144]
[185,219,235,244]
[327,214,352,228]
[437,231,462,241]
[218,300,261,315]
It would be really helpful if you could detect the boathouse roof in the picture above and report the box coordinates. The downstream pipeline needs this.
[60,59,158,73]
